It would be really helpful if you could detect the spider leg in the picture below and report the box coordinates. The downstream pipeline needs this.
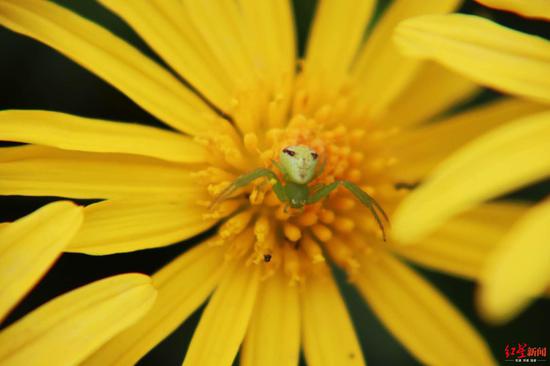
[394,182,418,190]
[271,179,287,202]
[306,181,339,204]
[341,181,389,241]
[210,168,285,209]
[306,182,321,193]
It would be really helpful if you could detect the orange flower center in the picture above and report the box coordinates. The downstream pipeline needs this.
[191,67,406,283]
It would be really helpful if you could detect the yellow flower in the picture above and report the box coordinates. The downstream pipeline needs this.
[0,0,542,365]
[0,201,157,365]
[392,0,550,323]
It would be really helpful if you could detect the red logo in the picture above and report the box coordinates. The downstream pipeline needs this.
[505,343,548,363]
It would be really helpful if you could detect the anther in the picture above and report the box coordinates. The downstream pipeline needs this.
[301,235,325,263]
[249,186,266,205]
[325,238,360,274]
[297,210,318,226]
[264,191,281,206]
[333,217,355,233]
[275,205,291,220]
[319,209,335,224]
[283,243,302,285]
[203,200,241,220]
[332,197,356,211]
[225,229,254,260]
[219,210,253,239]
[254,215,270,243]
[283,222,302,242]
[346,168,361,182]
[311,224,333,242]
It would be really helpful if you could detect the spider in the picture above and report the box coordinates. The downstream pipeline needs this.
[211,145,389,240]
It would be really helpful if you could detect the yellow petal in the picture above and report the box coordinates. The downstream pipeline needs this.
[67,199,215,255]
[388,98,546,181]
[394,202,528,280]
[301,270,365,366]
[183,261,260,366]
[377,61,479,127]
[238,0,296,82]
[395,14,550,104]
[0,0,223,135]
[305,0,375,91]
[241,271,300,366]
[392,109,550,243]
[178,0,259,90]
[352,0,461,116]
[479,200,550,323]
[0,110,209,163]
[0,145,197,199]
[97,0,233,111]
[83,244,225,366]
[0,201,83,321]
[475,0,550,21]
[356,250,496,366]
[0,273,156,366]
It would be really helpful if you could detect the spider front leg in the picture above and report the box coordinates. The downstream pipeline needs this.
[306,180,389,241]
[341,181,389,241]
[306,181,340,204]
[210,168,287,209]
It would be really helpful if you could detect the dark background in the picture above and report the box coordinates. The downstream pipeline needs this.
[0,1,549,365]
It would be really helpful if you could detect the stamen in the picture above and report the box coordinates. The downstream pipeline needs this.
[264,191,281,206]
[319,208,335,224]
[219,210,253,240]
[191,167,235,184]
[346,168,362,182]
[212,134,249,171]
[249,185,267,205]
[283,222,302,242]
[275,205,291,221]
[225,228,254,260]
[301,235,325,264]
[296,210,318,226]
[207,181,233,197]
[251,230,275,265]
[203,200,241,220]
[331,197,356,211]
[325,237,360,275]
[254,215,270,243]
[311,224,333,242]
[283,243,303,285]
[333,217,355,233]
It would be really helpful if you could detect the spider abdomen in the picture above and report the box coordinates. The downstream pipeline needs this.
[284,182,309,208]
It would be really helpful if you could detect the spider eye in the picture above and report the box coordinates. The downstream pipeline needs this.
[283,148,295,156]
[311,152,318,160]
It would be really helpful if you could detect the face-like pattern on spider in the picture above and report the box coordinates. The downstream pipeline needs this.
[279,145,319,185]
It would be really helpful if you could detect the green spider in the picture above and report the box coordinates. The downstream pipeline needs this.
[211,145,389,240]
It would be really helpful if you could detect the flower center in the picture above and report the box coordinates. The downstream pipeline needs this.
[192,71,405,283]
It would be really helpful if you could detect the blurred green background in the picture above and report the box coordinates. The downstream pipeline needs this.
[0,1,549,365]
